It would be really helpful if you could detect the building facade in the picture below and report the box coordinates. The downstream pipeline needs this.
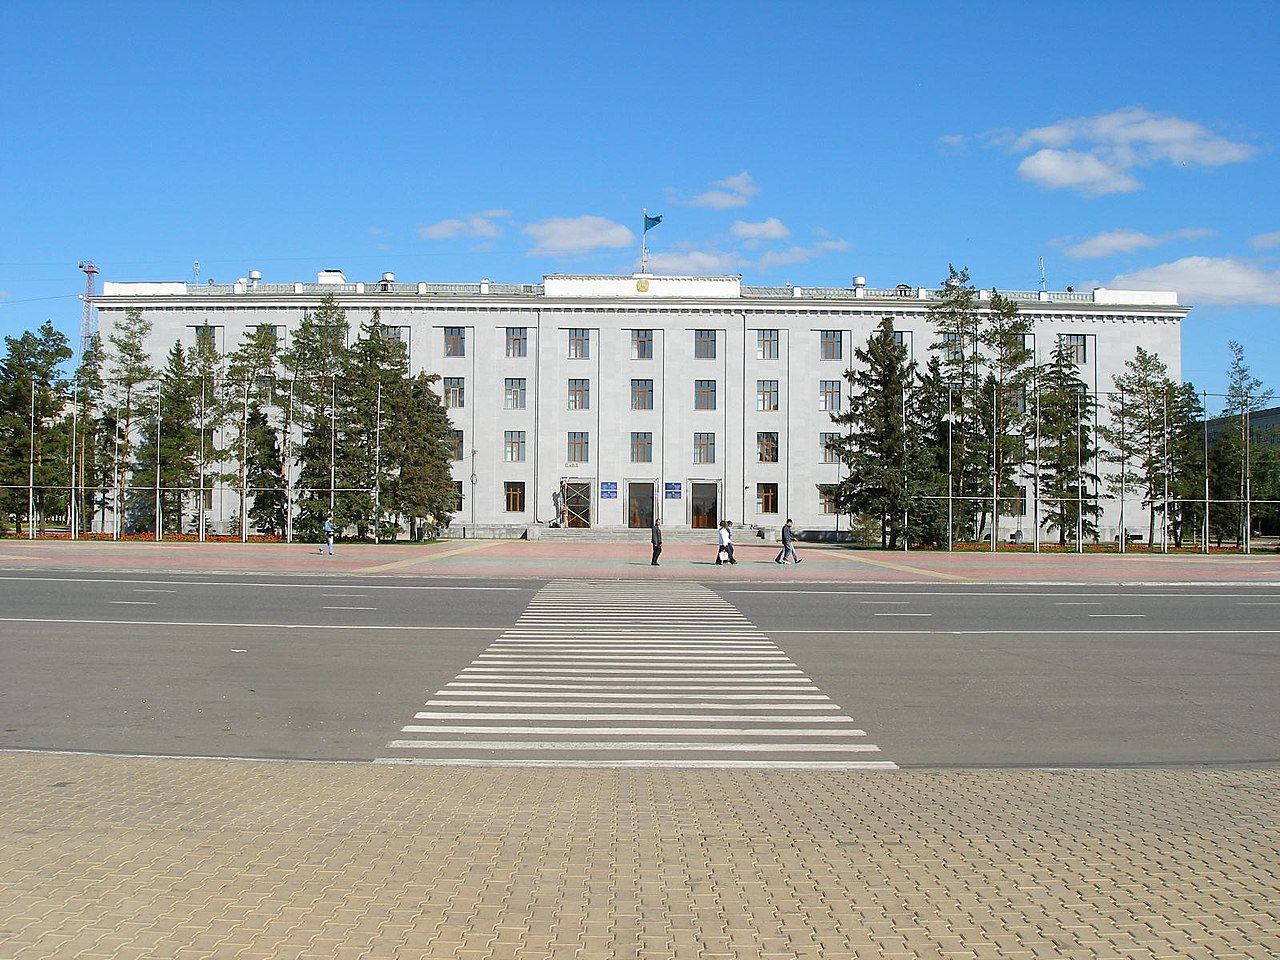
[92,271,1187,539]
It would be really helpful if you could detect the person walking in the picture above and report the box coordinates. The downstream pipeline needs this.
[717,520,738,565]
[650,517,663,566]
[320,512,334,555]
[775,518,801,564]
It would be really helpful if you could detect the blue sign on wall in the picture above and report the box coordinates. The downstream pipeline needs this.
[664,482,682,500]
[600,481,617,499]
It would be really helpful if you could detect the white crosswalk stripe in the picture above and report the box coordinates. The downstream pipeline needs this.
[376,580,897,770]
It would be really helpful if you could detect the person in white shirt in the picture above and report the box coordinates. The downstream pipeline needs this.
[716,520,737,565]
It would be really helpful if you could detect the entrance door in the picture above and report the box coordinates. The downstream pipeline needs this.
[627,483,655,529]
[564,482,591,528]
[691,483,718,529]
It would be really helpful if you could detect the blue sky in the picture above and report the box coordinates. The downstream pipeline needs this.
[2,0,1277,405]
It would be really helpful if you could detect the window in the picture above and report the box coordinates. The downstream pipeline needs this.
[568,378,590,410]
[756,380,779,411]
[757,432,779,463]
[504,378,526,410]
[820,487,837,515]
[379,325,405,345]
[757,329,779,360]
[694,432,716,464]
[757,483,779,514]
[567,431,589,463]
[893,330,907,347]
[632,379,653,410]
[189,324,225,352]
[1006,485,1028,518]
[256,323,285,352]
[695,379,717,411]
[943,332,963,362]
[695,329,717,359]
[1063,334,1088,364]
[444,327,465,357]
[443,377,465,408]
[506,327,527,358]
[632,329,653,360]
[1005,386,1028,414]
[631,432,653,463]
[819,380,841,412]
[820,432,840,464]
[504,481,525,512]
[504,430,526,462]
[569,328,590,359]
[820,330,842,360]
[450,430,464,462]
[452,481,464,512]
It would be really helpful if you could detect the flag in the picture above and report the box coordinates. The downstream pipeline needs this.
[644,214,663,232]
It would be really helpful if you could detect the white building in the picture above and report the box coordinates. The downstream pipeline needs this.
[92,271,1187,540]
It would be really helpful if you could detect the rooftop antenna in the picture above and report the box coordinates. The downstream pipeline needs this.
[193,260,201,285]
[1039,256,1047,292]
[76,261,99,360]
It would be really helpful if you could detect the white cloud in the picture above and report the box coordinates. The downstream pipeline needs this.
[419,210,510,240]
[756,239,851,272]
[1108,256,1280,306]
[681,171,761,208]
[730,218,789,241]
[523,215,633,256]
[1062,227,1213,260]
[645,249,746,275]
[995,108,1258,197]
[1017,149,1141,197]
[1250,231,1280,250]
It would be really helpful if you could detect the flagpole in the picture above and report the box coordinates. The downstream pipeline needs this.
[641,207,648,274]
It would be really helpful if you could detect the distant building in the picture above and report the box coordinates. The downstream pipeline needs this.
[92,271,1187,539]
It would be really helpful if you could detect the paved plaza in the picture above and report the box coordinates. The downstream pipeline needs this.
[1,539,1278,958]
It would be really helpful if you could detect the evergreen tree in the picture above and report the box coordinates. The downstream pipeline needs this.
[70,333,109,534]
[186,322,226,536]
[244,404,287,536]
[105,308,157,533]
[1165,383,1206,547]
[1218,341,1274,546]
[1035,338,1101,545]
[974,292,1034,542]
[280,294,349,539]
[131,342,201,535]
[903,356,952,547]
[827,318,922,549]
[225,323,282,536]
[389,372,458,537]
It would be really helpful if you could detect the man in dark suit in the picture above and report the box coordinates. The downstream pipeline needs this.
[650,518,663,566]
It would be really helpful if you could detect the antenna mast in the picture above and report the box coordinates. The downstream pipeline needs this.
[77,261,99,359]
[1039,256,1047,292]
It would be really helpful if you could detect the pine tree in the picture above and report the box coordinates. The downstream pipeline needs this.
[1219,341,1273,546]
[70,333,108,534]
[244,404,287,536]
[105,308,157,533]
[131,342,201,535]
[1035,337,1101,544]
[186,323,226,535]
[225,323,282,536]
[390,372,458,537]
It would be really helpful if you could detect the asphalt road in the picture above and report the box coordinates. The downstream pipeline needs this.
[1,570,1277,768]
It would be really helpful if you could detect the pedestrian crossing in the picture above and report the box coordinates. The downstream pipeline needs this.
[375,580,896,769]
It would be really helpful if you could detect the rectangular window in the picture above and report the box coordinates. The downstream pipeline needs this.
[568,378,590,410]
[820,487,837,515]
[757,483,779,514]
[256,323,285,353]
[631,329,653,360]
[506,327,527,358]
[504,481,525,512]
[1006,485,1028,518]
[893,330,907,346]
[757,432,779,463]
[504,430,526,463]
[189,324,225,352]
[757,329,779,360]
[504,377,526,410]
[567,431,589,463]
[820,330,842,361]
[1063,333,1088,364]
[756,380,779,411]
[452,481,464,512]
[443,377,465,408]
[379,325,405,345]
[630,431,653,463]
[693,432,716,465]
[819,380,841,412]
[569,328,590,359]
[694,379,717,411]
[820,432,840,464]
[631,379,653,410]
[444,327,465,357]
[943,332,963,362]
[1005,386,1028,414]
[450,429,464,462]
[695,329,717,359]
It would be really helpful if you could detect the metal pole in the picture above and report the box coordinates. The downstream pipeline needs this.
[374,382,382,544]
[28,380,36,539]
[1203,391,1210,553]
[154,393,162,542]
[1033,369,1040,553]
[1162,389,1169,553]
[69,388,78,540]
[285,379,295,544]
[1244,403,1252,555]
[1118,388,1126,554]
[241,383,249,543]
[990,380,997,552]
[112,401,121,540]
[198,377,206,542]
[329,376,336,516]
